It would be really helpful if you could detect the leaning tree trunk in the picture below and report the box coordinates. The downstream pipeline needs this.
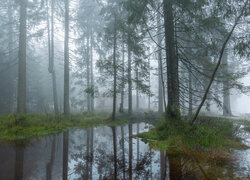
[190,7,246,125]
[163,0,180,118]
[17,0,27,113]
[64,0,70,115]
[222,48,232,116]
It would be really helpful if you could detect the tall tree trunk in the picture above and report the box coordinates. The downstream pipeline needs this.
[8,0,14,113]
[222,48,232,116]
[47,0,59,115]
[157,13,164,114]
[17,0,27,113]
[128,38,132,115]
[163,0,179,118]
[119,33,125,113]
[112,18,117,121]
[64,0,70,115]
[87,28,91,112]
[90,27,94,112]
[51,0,59,115]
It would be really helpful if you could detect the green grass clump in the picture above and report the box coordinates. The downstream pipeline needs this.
[0,113,129,142]
[138,116,245,150]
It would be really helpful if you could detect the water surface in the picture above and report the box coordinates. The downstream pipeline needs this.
[0,123,249,180]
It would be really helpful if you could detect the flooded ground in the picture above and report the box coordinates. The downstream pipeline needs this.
[0,123,249,180]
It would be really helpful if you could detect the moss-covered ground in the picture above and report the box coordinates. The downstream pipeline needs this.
[137,116,250,173]
[0,112,140,142]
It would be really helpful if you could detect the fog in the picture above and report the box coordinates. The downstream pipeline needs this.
[0,0,249,118]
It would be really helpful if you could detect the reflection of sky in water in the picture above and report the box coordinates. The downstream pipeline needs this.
[0,123,249,179]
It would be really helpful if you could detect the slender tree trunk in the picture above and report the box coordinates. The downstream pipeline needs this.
[17,0,27,113]
[8,0,14,113]
[87,28,91,112]
[119,33,125,113]
[47,0,59,115]
[112,18,117,121]
[136,67,139,111]
[188,64,193,119]
[222,48,232,116]
[64,0,70,115]
[51,0,59,115]
[157,13,163,114]
[191,10,244,124]
[90,27,94,112]
[128,38,132,115]
[148,58,151,110]
[163,0,179,118]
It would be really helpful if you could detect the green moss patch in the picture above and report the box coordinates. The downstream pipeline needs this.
[0,113,130,142]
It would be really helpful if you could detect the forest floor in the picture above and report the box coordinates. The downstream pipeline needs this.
[0,112,145,142]
[137,116,250,178]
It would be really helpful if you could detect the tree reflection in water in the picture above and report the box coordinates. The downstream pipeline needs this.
[0,123,249,180]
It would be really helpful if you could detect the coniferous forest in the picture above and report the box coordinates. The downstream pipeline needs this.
[0,0,250,179]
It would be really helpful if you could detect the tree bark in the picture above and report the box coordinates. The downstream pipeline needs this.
[136,67,139,111]
[157,12,164,114]
[87,28,91,112]
[112,18,117,121]
[64,0,70,115]
[128,38,132,115]
[163,0,180,118]
[222,48,232,116]
[148,58,151,110]
[90,27,94,112]
[8,0,14,113]
[188,64,193,119]
[119,33,125,113]
[17,0,27,113]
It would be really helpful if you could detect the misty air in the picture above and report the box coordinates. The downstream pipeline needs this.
[0,0,250,179]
